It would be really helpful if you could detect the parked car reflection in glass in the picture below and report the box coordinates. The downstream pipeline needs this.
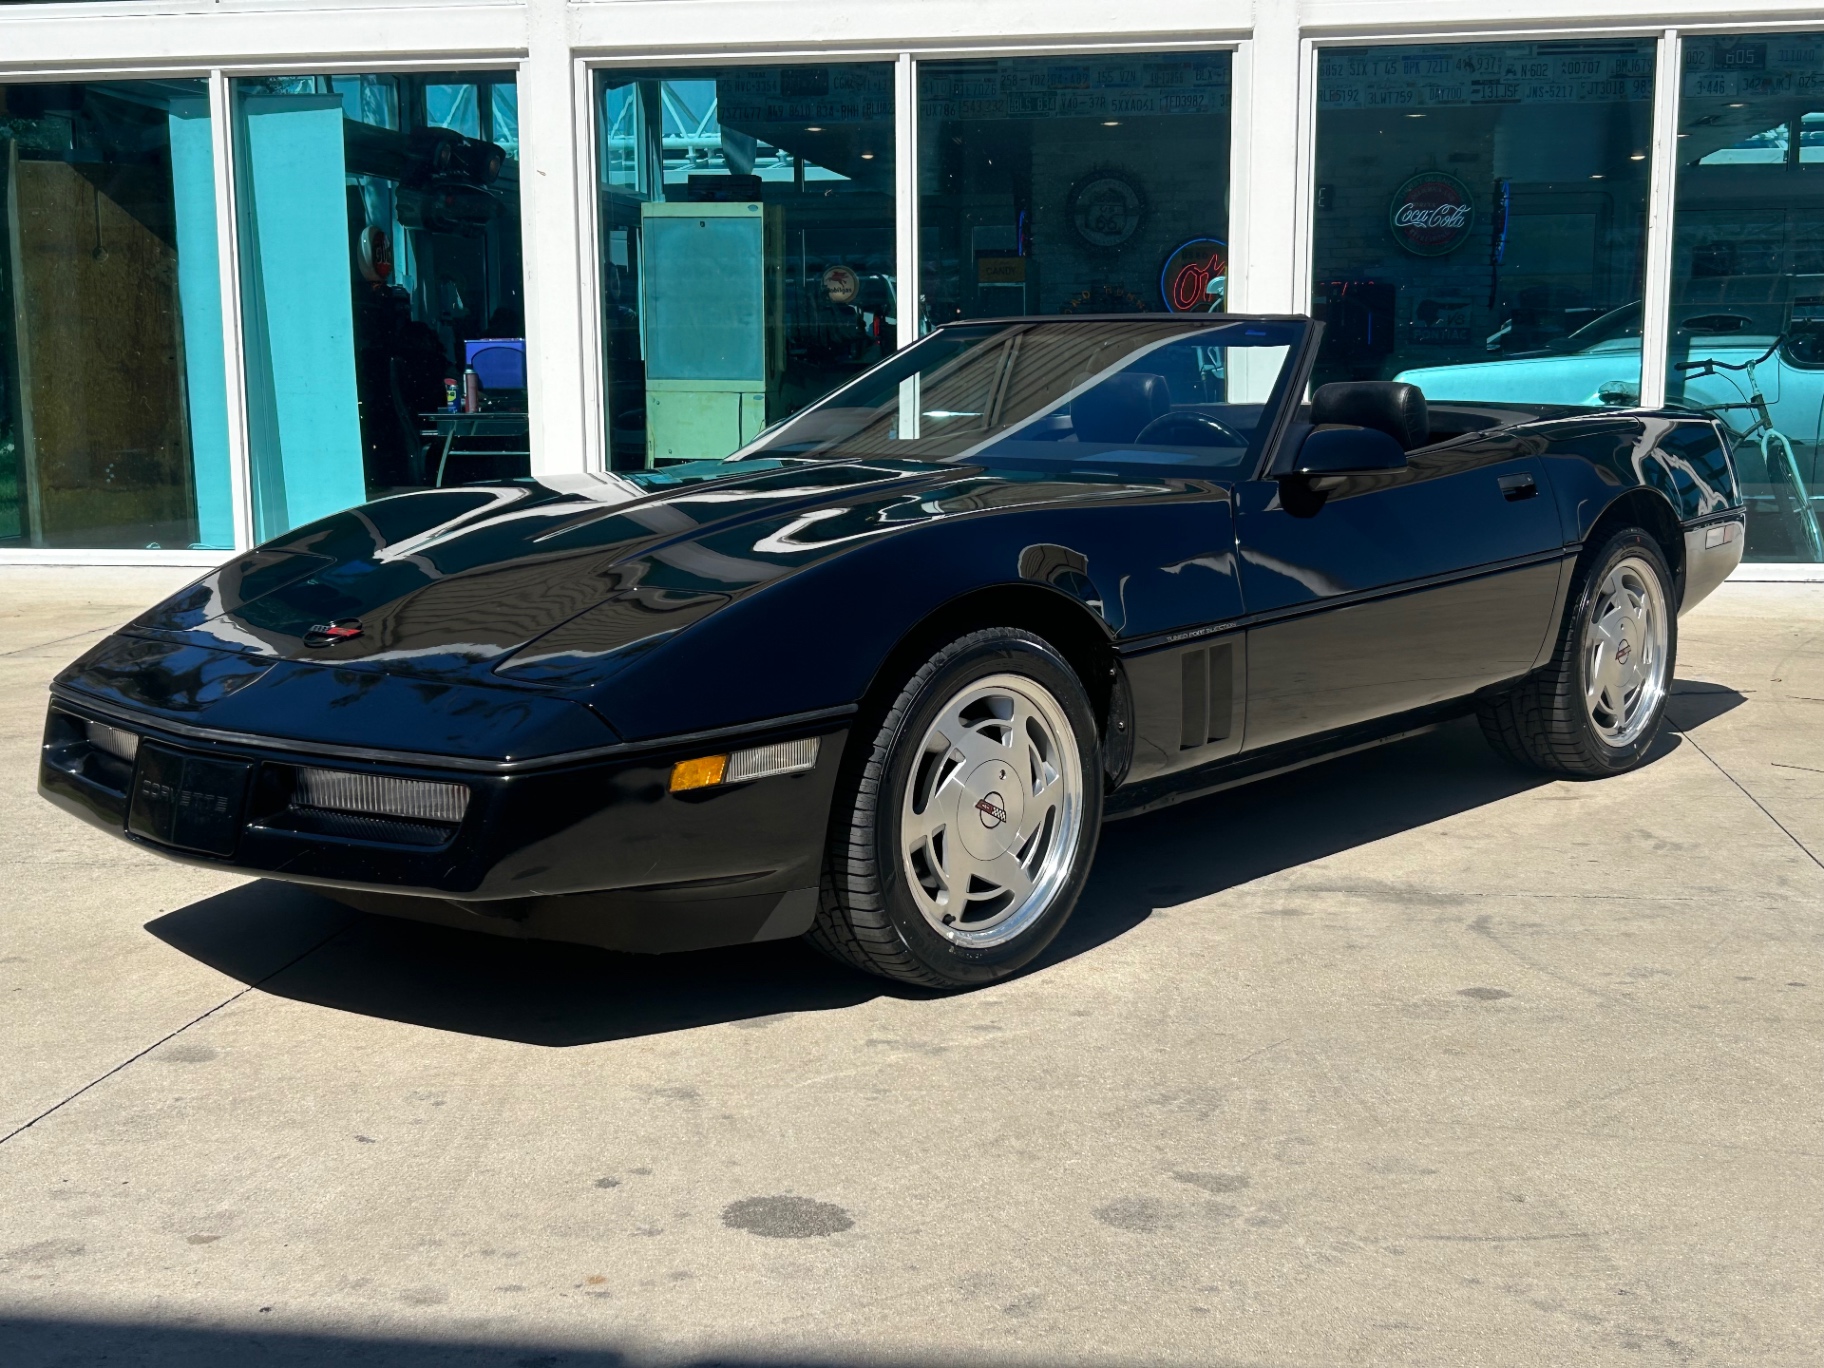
[1397,302,1824,562]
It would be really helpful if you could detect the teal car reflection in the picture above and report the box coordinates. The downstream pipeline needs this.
[1396,307,1824,562]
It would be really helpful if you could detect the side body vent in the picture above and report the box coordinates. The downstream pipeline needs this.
[1179,642,1234,750]
[1117,632,1247,787]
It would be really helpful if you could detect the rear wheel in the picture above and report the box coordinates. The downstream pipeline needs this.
[1478,528,1676,777]
[809,628,1102,989]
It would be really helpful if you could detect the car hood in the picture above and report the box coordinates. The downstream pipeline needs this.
[72,456,1162,696]
[98,462,918,677]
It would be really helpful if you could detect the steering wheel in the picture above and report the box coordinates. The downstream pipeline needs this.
[1134,411,1247,449]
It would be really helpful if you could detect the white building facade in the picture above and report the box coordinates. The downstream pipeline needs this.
[2,0,1821,575]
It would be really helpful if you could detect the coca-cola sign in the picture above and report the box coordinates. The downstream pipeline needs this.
[1389,171,1476,257]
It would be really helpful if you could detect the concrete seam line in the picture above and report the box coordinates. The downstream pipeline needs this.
[1669,722,1824,875]
[0,987,257,1150]
[0,922,351,1150]
[0,626,115,661]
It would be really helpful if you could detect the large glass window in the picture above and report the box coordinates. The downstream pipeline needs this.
[232,71,525,538]
[0,79,230,549]
[1668,35,1824,563]
[917,54,1233,326]
[1311,41,1656,406]
[594,64,897,470]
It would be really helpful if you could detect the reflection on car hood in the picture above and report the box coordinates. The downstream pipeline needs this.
[106,457,1164,693]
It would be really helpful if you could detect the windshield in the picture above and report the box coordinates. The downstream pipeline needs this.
[735,318,1305,473]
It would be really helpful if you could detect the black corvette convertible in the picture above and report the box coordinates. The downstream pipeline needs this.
[41,315,1744,987]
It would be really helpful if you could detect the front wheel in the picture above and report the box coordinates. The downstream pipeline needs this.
[809,628,1103,989]
[1478,528,1677,777]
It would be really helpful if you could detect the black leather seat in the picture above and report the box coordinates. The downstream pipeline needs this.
[1071,372,1171,444]
[1310,381,1429,451]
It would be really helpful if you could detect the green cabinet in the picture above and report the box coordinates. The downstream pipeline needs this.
[639,200,783,465]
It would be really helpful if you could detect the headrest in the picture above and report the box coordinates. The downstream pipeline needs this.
[1310,381,1429,451]
[1071,372,1171,445]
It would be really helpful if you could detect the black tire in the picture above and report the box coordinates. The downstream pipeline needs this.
[1478,527,1678,777]
[809,627,1104,989]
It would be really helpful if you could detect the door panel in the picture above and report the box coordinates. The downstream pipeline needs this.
[1237,434,1565,751]
[1244,561,1561,750]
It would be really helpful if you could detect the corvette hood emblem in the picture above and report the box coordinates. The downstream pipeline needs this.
[303,619,365,648]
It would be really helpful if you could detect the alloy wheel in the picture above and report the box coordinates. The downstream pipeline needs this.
[899,672,1086,948]
[1582,553,1670,749]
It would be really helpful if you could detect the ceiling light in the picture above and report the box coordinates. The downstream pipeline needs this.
[1629,152,1647,160]
[860,152,875,159]
[1727,102,1745,108]
[1406,113,1425,118]
[1102,120,1120,126]
[806,125,824,132]
[1591,173,1605,179]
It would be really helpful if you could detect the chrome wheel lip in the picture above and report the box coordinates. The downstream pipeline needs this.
[898,671,1085,949]
[1582,553,1671,749]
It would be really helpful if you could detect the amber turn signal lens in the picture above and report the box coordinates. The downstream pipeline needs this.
[669,754,728,792]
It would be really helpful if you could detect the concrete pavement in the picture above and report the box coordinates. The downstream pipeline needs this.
[0,568,1819,1366]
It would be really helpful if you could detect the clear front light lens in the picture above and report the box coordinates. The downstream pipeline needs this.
[725,737,820,783]
[86,720,139,763]
[292,767,470,825]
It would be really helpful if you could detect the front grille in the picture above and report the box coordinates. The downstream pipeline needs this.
[253,806,455,849]
[45,706,476,856]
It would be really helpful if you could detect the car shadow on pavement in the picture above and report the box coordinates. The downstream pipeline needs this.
[148,697,1738,1048]
[6,1316,1128,1368]
[148,882,899,1048]
[1663,677,1751,731]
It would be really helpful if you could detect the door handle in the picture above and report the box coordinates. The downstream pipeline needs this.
[1498,472,1538,502]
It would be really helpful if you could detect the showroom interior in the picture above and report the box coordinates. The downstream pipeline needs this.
[0,0,1820,572]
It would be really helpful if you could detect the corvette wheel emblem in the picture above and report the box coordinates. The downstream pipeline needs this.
[1615,639,1632,664]
[303,619,364,648]
[974,792,1009,828]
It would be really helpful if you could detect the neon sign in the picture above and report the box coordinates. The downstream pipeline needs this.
[1389,171,1476,257]
[1159,238,1228,313]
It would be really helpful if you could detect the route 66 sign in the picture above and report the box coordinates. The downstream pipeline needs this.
[1067,169,1148,253]
[1389,171,1476,257]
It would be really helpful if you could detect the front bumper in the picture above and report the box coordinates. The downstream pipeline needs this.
[40,692,849,953]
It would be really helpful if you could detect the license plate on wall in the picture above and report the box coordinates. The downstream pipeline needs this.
[127,743,252,857]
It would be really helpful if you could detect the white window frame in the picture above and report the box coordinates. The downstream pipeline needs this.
[1299,16,1824,580]
[572,35,1247,473]
[1298,24,1675,398]
[0,3,526,566]
[0,0,1819,581]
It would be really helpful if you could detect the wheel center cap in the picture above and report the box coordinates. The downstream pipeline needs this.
[1615,617,1637,667]
[958,759,1025,861]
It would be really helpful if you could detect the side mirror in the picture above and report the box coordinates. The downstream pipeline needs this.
[1290,424,1408,476]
